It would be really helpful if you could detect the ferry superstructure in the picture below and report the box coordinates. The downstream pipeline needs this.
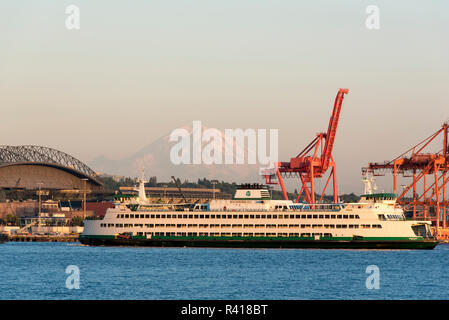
[79,180,438,249]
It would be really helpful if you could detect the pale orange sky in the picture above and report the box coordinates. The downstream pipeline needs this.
[0,1,448,192]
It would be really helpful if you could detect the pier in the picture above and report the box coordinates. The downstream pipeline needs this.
[7,234,79,243]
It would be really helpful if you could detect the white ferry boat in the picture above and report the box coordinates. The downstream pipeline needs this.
[79,178,438,249]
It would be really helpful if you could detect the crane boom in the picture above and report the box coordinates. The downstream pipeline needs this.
[321,88,348,172]
[171,176,188,203]
[262,88,349,204]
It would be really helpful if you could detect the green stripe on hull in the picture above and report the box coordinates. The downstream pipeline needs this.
[79,235,438,250]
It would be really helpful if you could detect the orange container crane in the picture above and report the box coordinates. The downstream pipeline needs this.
[364,123,449,236]
[263,88,349,204]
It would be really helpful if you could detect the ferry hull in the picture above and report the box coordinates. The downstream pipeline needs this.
[79,235,438,250]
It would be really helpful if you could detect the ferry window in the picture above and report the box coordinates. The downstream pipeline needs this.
[233,215,238,219]
[261,215,266,219]
[355,215,360,219]
[319,215,324,219]
[156,214,161,219]
[227,215,232,218]
[238,215,243,219]
[200,215,204,219]
[331,215,336,219]
[337,215,342,219]
[312,215,318,219]
[290,215,294,219]
[343,215,348,219]
[194,215,199,218]
[221,215,226,219]
[177,214,182,218]
[325,215,329,219]
[188,215,193,218]
[295,215,300,219]
[307,215,312,219]
[125,214,129,218]
[150,215,155,218]
[278,215,283,219]
[255,215,260,219]
[183,214,188,219]
[145,214,149,218]
[205,215,210,218]
[250,215,255,219]
[244,215,249,219]
[349,215,354,219]
[161,215,166,218]
[211,215,216,219]
[273,215,278,219]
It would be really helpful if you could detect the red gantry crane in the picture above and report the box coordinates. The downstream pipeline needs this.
[363,123,449,237]
[263,88,349,204]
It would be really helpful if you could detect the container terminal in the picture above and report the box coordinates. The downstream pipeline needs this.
[0,89,448,243]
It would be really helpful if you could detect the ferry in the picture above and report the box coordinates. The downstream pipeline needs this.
[79,177,438,249]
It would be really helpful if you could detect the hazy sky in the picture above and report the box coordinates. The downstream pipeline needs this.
[1,1,448,193]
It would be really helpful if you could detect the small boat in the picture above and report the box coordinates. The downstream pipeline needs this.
[0,232,9,243]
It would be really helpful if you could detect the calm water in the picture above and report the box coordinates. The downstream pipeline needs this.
[1,242,449,300]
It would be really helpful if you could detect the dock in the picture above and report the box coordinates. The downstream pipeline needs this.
[7,234,79,243]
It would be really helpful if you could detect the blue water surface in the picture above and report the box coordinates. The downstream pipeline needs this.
[0,242,448,300]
